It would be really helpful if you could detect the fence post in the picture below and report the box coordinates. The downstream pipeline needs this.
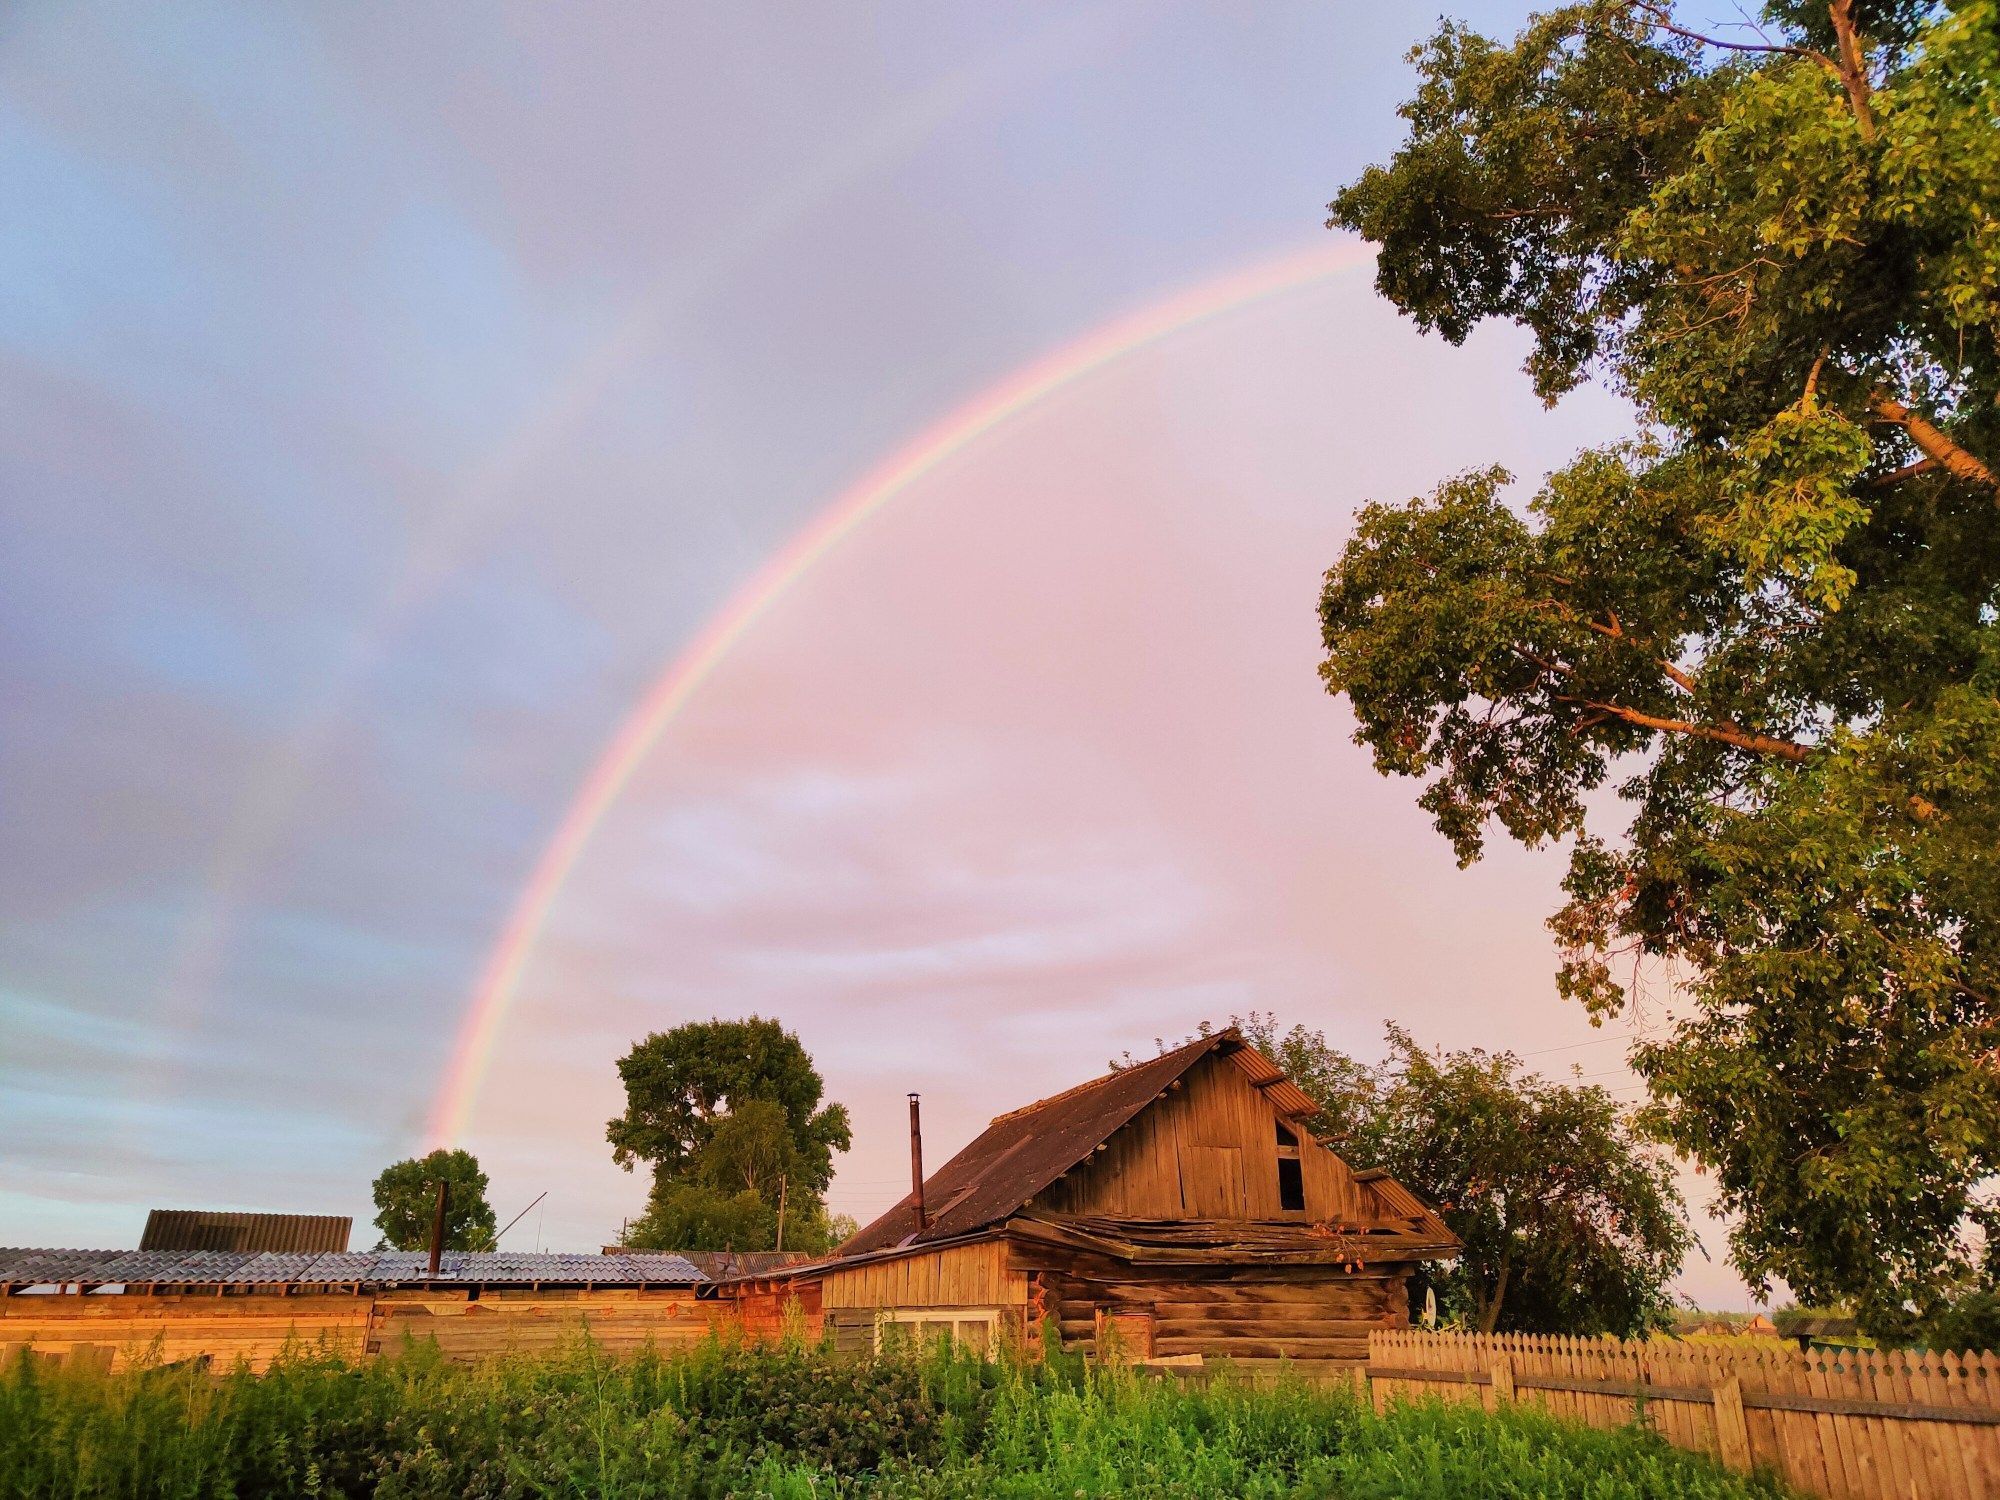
[1491,1354,1514,1405]
[1711,1373,1752,1472]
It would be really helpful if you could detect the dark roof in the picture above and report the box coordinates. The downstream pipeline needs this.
[840,1030,1259,1258]
[141,1210,351,1254]
[674,1250,812,1280]
[0,1248,705,1289]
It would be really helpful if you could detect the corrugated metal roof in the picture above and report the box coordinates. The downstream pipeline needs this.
[141,1210,351,1254]
[0,1249,705,1287]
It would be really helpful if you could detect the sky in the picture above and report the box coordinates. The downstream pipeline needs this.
[0,2,1757,1307]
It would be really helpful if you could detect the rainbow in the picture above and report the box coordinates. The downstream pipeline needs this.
[425,240,1371,1146]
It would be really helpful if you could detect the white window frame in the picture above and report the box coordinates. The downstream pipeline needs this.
[872,1307,1003,1355]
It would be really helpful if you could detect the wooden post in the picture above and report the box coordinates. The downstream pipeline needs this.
[775,1175,788,1252]
[1491,1354,1515,1405]
[426,1180,449,1278]
[1712,1373,1753,1472]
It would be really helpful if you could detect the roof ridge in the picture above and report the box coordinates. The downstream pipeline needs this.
[985,1030,1225,1126]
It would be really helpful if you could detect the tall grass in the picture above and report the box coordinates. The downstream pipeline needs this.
[0,1332,1793,1499]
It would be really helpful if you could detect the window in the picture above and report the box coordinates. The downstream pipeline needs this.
[1275,1121,1306,1211]
[873,1308,1001,1356]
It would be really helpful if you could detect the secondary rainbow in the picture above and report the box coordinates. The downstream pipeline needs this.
[426,240,1371,1146]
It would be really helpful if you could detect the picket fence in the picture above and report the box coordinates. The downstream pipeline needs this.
[1367,1329,2000,1499]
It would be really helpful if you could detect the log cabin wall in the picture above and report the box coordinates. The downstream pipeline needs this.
[1017,1237,1411,1375]
[1033,1051,1374,1224]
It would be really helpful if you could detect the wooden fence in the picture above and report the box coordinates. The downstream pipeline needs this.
[1368,1329,2000,1499]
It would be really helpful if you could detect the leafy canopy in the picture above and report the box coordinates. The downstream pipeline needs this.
[1237,1014,1691,1337]
[1323,0,2000,1336]
[607,1016,852,1252]
[370,1148,497,1252]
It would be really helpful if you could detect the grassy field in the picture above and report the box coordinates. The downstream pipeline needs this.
[1,1333,1793,1499]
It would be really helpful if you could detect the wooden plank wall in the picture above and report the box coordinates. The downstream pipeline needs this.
[818,1239,1027,1312]
[1035,1054,1374,1223]
[1028,1238,1409,1377]
[1,1287,723,1371]
[0,1292,371,1372]
[1370,1330,2000,1500]
[368,1288,719,1361]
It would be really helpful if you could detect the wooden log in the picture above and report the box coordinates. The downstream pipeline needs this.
[1151,1289,1390,1311]
[1155,1317,1394,1340]
[1155,1336,1371,1360]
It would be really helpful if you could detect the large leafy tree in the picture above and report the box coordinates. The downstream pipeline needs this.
[1238,1015,1690,1337]
[1322,1,2000,1336]
[607,1017,851,1251]
[371,1148,498,1252]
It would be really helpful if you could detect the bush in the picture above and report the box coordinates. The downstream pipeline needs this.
[0,1336,1792,1498]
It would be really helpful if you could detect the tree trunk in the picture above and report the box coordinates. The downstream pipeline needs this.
[1478,1256,1513,1335]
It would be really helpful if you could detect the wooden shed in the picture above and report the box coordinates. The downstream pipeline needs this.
[735,1028,1457,1374]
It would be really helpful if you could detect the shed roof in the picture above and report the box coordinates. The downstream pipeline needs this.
[836,1028,1343,1259]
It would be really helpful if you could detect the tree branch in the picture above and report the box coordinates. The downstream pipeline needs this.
[1626,1,1831,67]
[1567,697,1943,822]
[1867,457,1936,490]
[1868,392,1997,491]
[1569,698,1814,761]
[1826,0,1877,140]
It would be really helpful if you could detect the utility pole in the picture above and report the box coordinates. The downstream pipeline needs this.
[775,1174,788,1253]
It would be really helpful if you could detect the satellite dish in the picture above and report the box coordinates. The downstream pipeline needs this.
[1423,1287,1438,1328]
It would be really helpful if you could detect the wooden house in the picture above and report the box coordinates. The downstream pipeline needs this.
[733,1028,1458,1373]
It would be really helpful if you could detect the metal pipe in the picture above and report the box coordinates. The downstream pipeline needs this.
[907,1092,927,1233]
[486,1189,547,1250]
[426,1179,449,1277]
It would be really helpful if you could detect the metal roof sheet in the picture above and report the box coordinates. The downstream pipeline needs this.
[0,1248,707,1287]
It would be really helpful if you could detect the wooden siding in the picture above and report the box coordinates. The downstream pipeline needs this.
[1035,1051,1373,1223]
[818,1238,1028,1311]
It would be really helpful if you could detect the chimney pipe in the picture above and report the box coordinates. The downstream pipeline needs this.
[426,1178,450,1278]
[907,1092,927,1233]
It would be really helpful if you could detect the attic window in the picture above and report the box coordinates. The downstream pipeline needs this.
[1275,1121,1305,1211]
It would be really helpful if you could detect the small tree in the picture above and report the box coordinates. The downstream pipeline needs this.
[371,1148,497,1252]
[1238,1014,1692,1337]
[607,1017,852,1251]
[622,1182,775,1252]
